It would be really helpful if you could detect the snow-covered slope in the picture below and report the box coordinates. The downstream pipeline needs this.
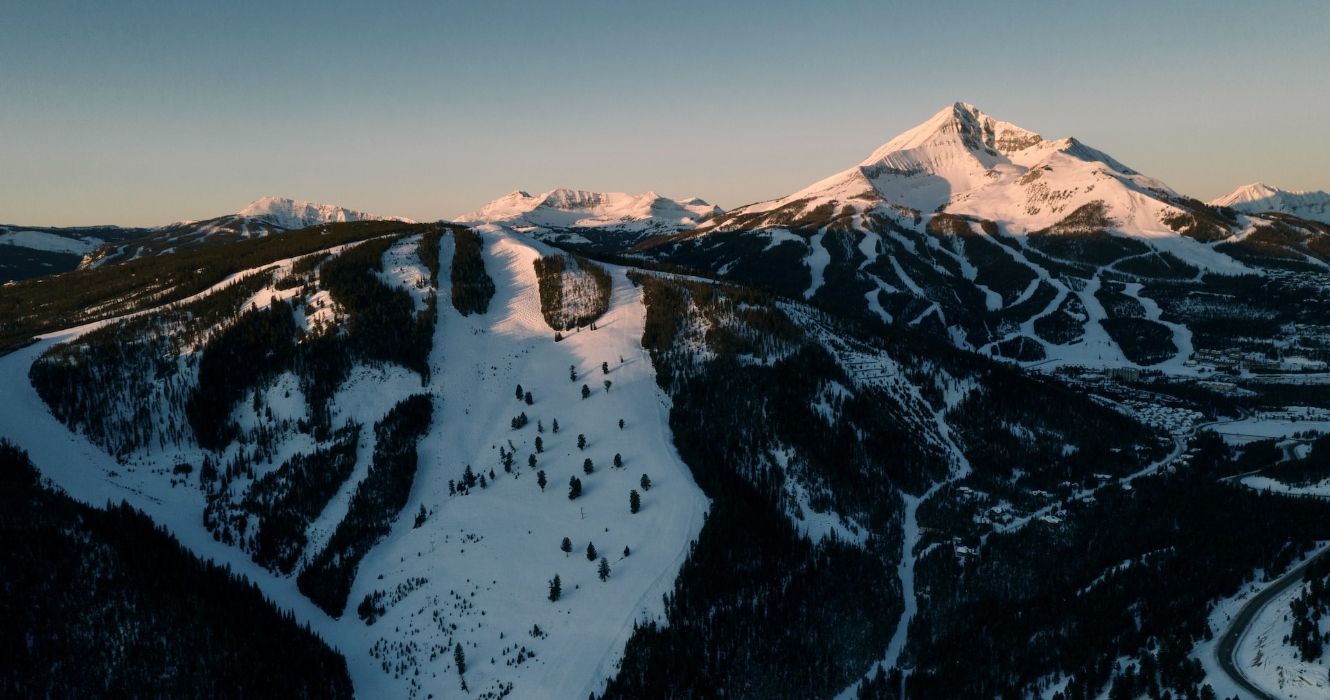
[632,102,1330,373]
[712,102,1199,244]
[1212,183,1330,225]
[0,227,706,699]
[457,188,720,232]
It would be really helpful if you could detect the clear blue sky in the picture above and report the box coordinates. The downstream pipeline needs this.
[2,0,1327,226]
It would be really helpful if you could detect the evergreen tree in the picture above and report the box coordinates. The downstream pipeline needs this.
[578,434,587,450]
[548,574,561,602]
[619,418,624,430]
[569,365,577,382]
[640,473,651,490]
[561,536,572,556]
[515,384,523,401]
[623,545,630,557]
[630,489,641,514]
[568,476,582,500]
[535,436,543,453]
[586,542,598,561]
[537,420,544,433]
[553,419,560,433]
[602,361,609,375]
[582,384,591,400]
[528,454,537,469]
[604,380,612,393]
[583,458,594,475]
[614,453,623,469]
[598,556,611,582]
[454,642,466,676]
[413,504,427,528]
[525,391,533,406]
[537,470,547,492]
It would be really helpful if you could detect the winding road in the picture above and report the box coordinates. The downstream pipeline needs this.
[1216,546,1330,700]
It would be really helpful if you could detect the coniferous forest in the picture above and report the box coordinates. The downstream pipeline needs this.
[299,394,434,616]
[0,441,353,698]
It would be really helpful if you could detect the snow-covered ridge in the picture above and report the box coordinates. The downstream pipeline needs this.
[1211,183,1330,225]
[456,188,721,232]
[715,101,1179,231]
[234,196,414,228]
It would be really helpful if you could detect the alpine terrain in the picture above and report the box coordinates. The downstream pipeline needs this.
[4,103,1330,700]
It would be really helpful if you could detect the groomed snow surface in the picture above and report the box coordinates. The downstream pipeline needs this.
[0,229,708,700]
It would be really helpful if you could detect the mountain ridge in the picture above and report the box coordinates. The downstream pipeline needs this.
[457,188,721,232]
[1211,182,1330,225]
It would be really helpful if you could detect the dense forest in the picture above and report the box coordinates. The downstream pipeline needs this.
[30,271,277,457]
[893,433,1330,699]
[450,227,496,315]
[203,423,362,575]
[0,441,353,698]
[299,394,434,616]
[603,272,1181,699]
[533,253,613,330]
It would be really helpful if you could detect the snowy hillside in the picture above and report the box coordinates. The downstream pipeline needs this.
[457,188,720,233]
[0,226,706,699]
[1212,183,1330,225]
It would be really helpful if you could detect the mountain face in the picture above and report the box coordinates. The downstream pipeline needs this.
[457,189,720,249]
[237,196,410,230]
[596,102,1330,371]
[1211,182,1330,225]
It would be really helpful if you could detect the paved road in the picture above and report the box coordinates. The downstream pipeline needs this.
[1216,546,1330,700]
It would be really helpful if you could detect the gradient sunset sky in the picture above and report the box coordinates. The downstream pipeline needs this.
[3,0,1327,226]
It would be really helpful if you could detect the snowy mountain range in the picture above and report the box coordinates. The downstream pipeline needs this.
[1211,182,1330,225]
[598,102,1330,369]
[5,102,1330,700]
[457,188,720,233]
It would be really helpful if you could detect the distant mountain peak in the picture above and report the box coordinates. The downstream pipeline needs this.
[1211,183,1330,225]
[456,188,721,232]
[236,196,411,228]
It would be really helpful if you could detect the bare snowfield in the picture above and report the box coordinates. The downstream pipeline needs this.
[0,228,708,699]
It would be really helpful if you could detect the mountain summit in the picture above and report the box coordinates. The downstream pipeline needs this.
[712,101,1180,239]
[1210,183,1330,225]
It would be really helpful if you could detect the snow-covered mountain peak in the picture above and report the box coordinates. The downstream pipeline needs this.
[236,196,412,229]
[456,188,721,232]
[1210,183,1330,224]
[860,102,1045,169]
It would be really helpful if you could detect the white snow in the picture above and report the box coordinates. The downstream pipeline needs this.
[1234,573,1330,699]
[456,188,720,232]
[1212,183,1330,225]
[237,196,412,229]
[0,227,708,700]
[0,229,105,255]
